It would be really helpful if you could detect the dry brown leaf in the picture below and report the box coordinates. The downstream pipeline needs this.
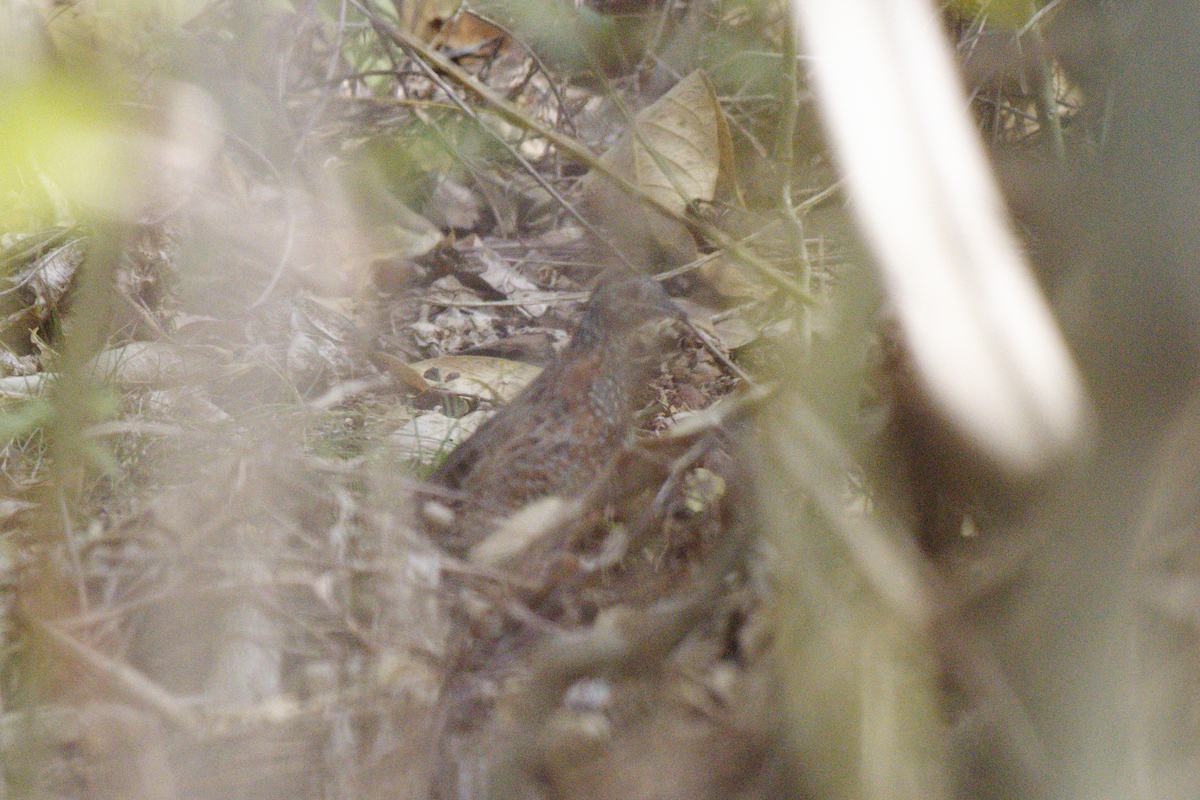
[411,354,542,403]
[423,7,510,53]
[628,71,724,215]
[673,298,759,351]
[711,314,759,351]
[697,251,773,302]
[581,71,732,266]
[372,352,433,393]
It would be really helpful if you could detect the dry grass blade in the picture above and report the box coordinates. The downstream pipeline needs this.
[31,618,202,735]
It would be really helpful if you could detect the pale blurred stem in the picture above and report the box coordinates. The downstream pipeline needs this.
[56,489,88,614]
[777,17,799,210]
[638,0,677,73]
[48,223,123,498]
[1022,4,1064,159]
[25,224,123,695]
[777,11,812,354]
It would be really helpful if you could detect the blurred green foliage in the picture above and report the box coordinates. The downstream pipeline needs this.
[943,0,1041,26]
[0,75,117,233]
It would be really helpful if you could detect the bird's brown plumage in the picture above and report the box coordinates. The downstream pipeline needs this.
[426,272,681,552]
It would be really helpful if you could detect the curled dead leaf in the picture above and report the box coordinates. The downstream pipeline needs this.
[581,71,734,266]
[411,354,542,403]
[371,352,432,393]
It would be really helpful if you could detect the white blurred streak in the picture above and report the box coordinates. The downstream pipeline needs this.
[792,0,1092,476]
[0,0,50,81]
[120,81,225,220]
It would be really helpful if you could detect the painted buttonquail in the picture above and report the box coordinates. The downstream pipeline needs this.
[425,272,682,553]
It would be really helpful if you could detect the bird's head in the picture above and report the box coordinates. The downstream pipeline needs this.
[575,273,683,350]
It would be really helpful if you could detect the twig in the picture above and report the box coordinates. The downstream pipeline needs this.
[371,12,641,272]
[32,617,202,735]
[355,3,812,302]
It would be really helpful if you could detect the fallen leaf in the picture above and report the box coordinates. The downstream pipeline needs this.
[697,251,773,301]
[411,354,542,403]
[581,70,732,265]
[471,240,549,316]
[389,408,492,465]
[712,314,760,350]
[371,352,432,393]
